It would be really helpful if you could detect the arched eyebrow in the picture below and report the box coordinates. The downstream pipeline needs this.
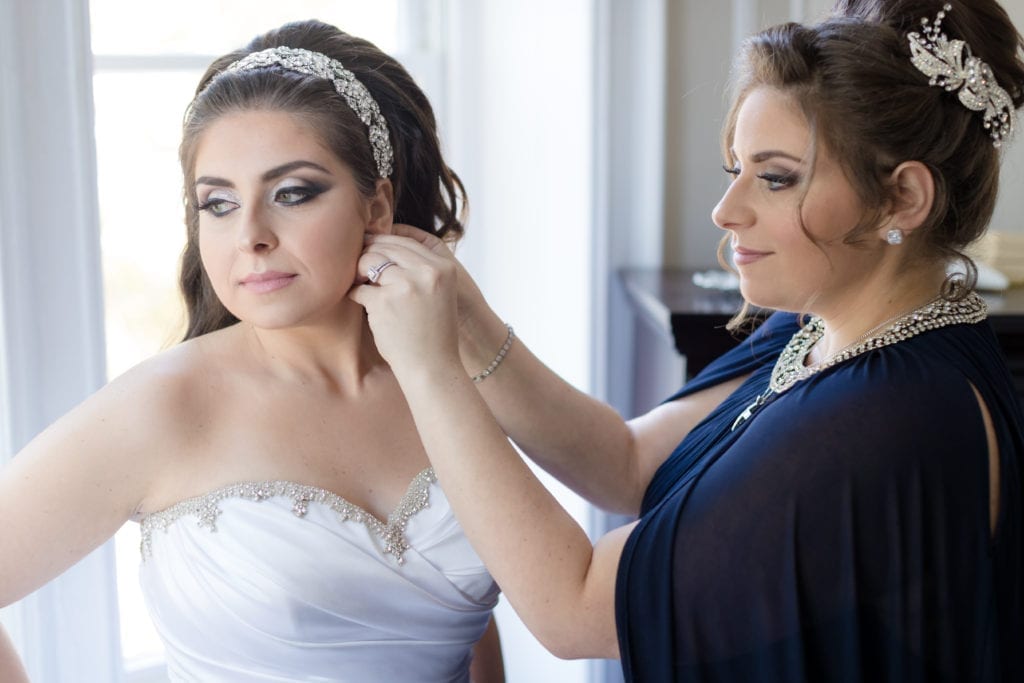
[729,148,804,164]
[195,160,332,188]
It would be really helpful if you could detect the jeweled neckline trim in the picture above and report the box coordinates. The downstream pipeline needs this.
[770,291,987,394]
[139,467,436,565]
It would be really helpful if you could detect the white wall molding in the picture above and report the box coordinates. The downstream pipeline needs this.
[591,0,668,416]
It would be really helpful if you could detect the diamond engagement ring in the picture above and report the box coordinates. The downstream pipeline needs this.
[366,260,396,283]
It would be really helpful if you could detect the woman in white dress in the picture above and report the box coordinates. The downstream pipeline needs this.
[0,20,502,682]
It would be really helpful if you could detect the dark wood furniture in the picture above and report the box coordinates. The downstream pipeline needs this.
[621,267,1024,398]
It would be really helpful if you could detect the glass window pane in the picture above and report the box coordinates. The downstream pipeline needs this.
[94,70,197,379]
[93,69,202,670]
[90,0,399,56]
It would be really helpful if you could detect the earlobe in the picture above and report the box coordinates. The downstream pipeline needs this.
[880,161,934,242]
[365,178,395,235]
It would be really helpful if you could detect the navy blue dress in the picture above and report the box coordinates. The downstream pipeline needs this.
[616,311,1023,682]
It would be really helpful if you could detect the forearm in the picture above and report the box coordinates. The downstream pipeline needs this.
[460,310,642,513]
[398,361,620,658]
[0,625,29,683]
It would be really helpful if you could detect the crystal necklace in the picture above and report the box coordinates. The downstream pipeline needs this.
[730,291,988,431]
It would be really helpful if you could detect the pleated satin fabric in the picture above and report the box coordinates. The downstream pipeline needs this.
[139,471,499,682]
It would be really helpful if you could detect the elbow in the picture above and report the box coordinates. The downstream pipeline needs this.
[535,625,618,661]
[546,641,592,661]
[541,636,586,661]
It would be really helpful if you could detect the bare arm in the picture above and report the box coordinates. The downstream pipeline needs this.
[352,242,632,657]
[0,361,178,608]
[0,625,29,683]
[392,357,630,657]
[458,310,641,512]
[379,227,742,514]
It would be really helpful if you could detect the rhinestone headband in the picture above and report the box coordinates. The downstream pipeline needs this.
[206,46,394,177]
[907,4,1017,148]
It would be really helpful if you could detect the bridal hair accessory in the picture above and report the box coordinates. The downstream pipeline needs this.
[207,46,394,177]
[907,4,1016,148]
[472,325,515,383]
[886,228,905,245]
[366,260,396,283]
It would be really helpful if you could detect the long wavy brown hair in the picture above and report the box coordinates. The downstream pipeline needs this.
[177,20,467,340]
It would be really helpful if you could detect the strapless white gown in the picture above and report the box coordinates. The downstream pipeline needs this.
[138,468,499,682]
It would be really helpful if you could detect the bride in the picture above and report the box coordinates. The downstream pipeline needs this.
[0,19,503,682]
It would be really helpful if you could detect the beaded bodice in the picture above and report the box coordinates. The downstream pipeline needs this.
[140,467,436,564]
[137,464,498,682]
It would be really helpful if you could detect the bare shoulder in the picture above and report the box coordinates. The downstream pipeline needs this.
[80,332,225,445]
[0,328,243,606]
[34,327,242,505]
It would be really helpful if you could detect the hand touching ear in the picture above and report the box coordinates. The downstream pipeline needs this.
[353,224,507,379]
[349,230,462,381]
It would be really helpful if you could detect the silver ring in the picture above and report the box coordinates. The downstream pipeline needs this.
[366,260,396,283]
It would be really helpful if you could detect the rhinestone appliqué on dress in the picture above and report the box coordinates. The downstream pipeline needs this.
[770,292,987,394]
[140,468,436,565]
[731,292,988,431]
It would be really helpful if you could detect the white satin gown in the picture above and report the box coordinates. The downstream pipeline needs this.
[138,467,499,682]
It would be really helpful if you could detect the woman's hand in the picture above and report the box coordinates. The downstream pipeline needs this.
[384,225,490,330]
[348,229,463,382]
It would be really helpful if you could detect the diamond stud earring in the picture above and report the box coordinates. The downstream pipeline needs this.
[886,228,905,245]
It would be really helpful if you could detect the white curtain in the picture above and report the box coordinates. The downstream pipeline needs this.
[0,0,121,680]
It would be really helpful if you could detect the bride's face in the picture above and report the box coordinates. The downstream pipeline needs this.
[193,109,392,330]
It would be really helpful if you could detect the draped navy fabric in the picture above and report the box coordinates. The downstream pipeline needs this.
[616,312,1023,682]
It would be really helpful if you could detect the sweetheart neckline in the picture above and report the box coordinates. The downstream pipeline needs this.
[139,467,437,564]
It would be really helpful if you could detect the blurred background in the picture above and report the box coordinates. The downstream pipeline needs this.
[1,1,1021,681]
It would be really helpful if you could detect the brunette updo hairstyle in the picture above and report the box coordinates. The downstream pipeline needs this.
[721,0,1024,308]
[178,20,466,340]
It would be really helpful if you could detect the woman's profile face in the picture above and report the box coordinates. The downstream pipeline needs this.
[712,86,878,314]
[193,109,390,330]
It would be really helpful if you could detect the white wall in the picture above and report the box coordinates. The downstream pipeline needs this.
[665,0,1024,269]
[445,1,596,681]
[991,0,1024,235]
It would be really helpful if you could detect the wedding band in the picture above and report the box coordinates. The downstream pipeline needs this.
[366,260,396,283]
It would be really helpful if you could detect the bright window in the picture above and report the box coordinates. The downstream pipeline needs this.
[88,2,434,677]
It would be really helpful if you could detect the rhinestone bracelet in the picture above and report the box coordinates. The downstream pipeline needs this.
[472,324,515,383]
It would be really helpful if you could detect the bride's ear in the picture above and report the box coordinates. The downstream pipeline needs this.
[365,178,395,235]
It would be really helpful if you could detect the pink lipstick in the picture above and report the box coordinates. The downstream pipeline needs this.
[239,271,296,294]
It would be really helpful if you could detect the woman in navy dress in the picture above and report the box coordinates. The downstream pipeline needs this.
[351,0,1024,679]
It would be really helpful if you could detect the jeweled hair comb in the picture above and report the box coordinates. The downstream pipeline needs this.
[907,4,1016,147]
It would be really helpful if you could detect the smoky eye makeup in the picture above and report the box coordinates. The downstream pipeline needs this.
[756,169,801,191]
[272,179,330,206]
[196,188,239,217]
